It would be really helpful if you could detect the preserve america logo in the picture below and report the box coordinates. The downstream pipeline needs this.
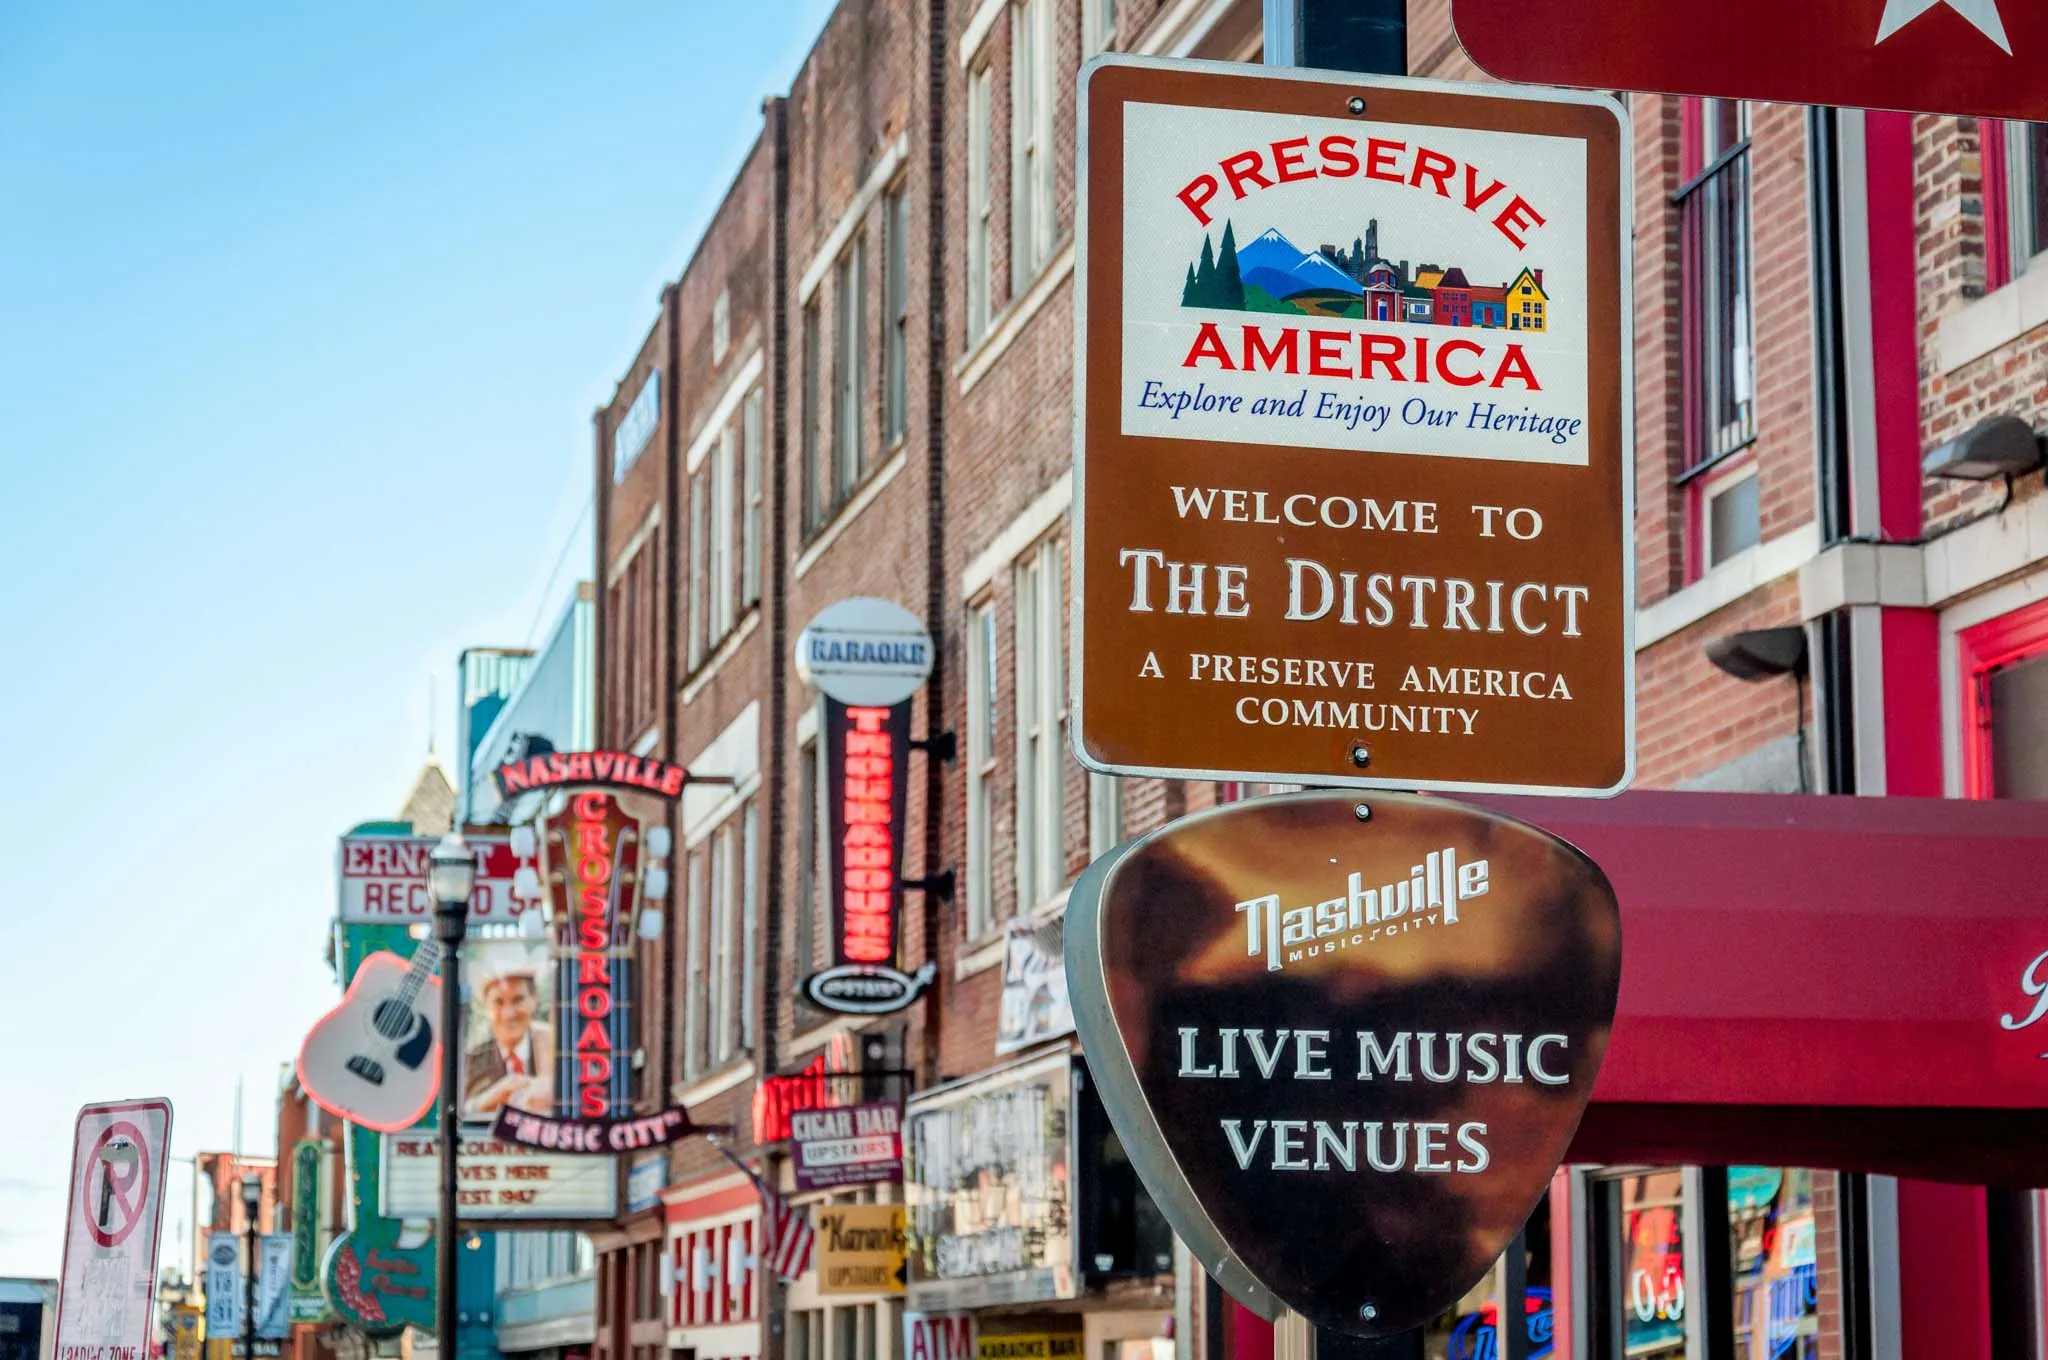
[1119,100,1590,466]
[1237,845,1490,973]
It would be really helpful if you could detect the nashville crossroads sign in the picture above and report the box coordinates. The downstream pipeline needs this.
[1073,57,1633,797]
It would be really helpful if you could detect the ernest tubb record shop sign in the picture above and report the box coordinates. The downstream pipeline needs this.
[1073,56,1632,797]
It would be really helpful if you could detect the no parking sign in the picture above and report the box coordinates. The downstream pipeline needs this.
[54,1099,174,1360]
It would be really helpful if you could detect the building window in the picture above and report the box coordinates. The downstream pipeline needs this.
[1013,537,1064,914]
[883,183,910,444]
[797,736,821,976]
[1961,602,2048,797]
[1083,0,1117,57]
[1985,121,2048,289]
[802,301,823,533]
[742,386,764,607]
[1700,461,1760,569]
[740,801,759,1051]
[711,424,736,642]
[1676,98,1756,578]
[684,848,707,1077]
[1088,772,1122,858]
[790,1310,823,1360]
[1010,0,1054,292]
[834,241,866,503]
[966,600,999,937]
[711,287,731,364]
[689,798,755,1075]
[967,63,994,341]
[690,470,710,668]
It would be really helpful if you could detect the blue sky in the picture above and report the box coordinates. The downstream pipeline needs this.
[0,0,831,1281]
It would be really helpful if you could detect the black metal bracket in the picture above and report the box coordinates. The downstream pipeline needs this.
[685,771,739,787]
[900,868,957,901]
[909,730,957,762]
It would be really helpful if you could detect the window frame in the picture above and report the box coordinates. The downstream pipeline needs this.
[966,599,999,938]
[1960,600,2048,798]
[1012,536,1064,917]
[966,62,994,342]
[1675,96,1758,584]
[1984,120,2048,290]
[1082,0,1118,57]
[1009,0,1054,294]
[802,301,824,533]
[742,385,764,607]
[834,239,866,503]
[1696,455,1761,573]
[883,182,910,444]
[712,287,731,364]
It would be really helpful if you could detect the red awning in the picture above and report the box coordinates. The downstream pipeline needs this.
[1475,790,2048,1186]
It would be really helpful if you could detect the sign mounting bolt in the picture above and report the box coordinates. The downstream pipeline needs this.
[1353,803,1373,822]
[1360,1305,1377,1320]
[1347,96,1366,114]
[1349,743,1371,768]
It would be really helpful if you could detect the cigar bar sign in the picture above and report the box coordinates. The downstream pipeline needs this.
[1065,792,1621,1337]
[1074,56,1633,797]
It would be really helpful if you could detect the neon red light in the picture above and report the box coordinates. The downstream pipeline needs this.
[569,792,615,1117]
[839,706,897,965]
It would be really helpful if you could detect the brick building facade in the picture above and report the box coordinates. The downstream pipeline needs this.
[572,0,2048,1356]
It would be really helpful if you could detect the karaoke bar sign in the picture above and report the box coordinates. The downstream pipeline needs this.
[804,699,935,1015]
[495,749,692,800]
[1065,792,1621,1339]
[492,1106,701,1155]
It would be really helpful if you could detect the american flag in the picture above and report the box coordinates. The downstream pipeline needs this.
[762,1185,816,1282]
[714,1144,815,1282]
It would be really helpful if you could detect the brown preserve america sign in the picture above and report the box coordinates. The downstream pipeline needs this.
[1073,57,1633,796]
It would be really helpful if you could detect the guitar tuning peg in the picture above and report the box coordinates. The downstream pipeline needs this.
[513,866,541,900]
[637,908,665,942]
[642,867,669,903]
[519,908,548,941]
[509,825,537,860]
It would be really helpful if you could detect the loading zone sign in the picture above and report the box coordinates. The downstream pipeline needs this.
[1073,56,1633,797]
[55,1099,174,1360]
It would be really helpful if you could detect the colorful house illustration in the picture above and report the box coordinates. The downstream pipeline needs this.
[1433,267,1473,326]
[1506,267,1548,332]
[1363,260,1404,322]
[1401,284,1435,323]
[1470,284,1508,328]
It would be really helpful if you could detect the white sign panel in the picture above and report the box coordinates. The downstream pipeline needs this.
[795,597,935,707]
[1119,100,1590,466]
[378,1134,616,1220]
[204,1233,239,1334]
[904,1314,976,1360]
[55,1098,173,1360]
[337,834,529,925]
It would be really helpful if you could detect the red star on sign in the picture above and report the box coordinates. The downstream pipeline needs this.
[1453,0,2035,119]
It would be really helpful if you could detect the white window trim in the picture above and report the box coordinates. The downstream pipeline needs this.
[966,63,995,343]
[1010,0,1054,295]
[681,606,762,705]
[1013,537,1065,919]
[957,238,1076,396]
[1634,521,1822,649]
[792,445,910,581]
[965,597,998,942]
[1698,457,1760,572]
[1082,0,1118,56]
[1937,263,2048,374]
[669,1058,757,1110]
[606,505,661,587]
[685,351,765,476]
[963,469,1071,597]
[959,0,1007,66]
[798,134,911,306]
[1134,0,1237,54]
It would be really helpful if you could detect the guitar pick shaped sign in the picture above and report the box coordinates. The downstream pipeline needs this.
[1066,792,1620,1338]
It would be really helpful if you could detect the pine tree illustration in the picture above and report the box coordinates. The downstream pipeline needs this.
[1182,262,1199,306]
[1216,221,1245,310]
[1194,235,1218,307]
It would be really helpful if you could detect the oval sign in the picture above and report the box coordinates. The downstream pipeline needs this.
[803,962,938,1015]
[1065,791,1621,1338]
[796,598,934,707]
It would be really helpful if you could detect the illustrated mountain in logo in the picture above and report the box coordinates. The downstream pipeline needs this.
[1234,227,1363,300]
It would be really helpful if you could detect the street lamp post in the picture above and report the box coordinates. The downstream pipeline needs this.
[239,1174,261,1360]
[427,832,478,1360]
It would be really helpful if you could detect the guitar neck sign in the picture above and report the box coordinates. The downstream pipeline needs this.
[1074,56,1633,797]
[1064,792,1620,1338]
[494,749,691,800]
